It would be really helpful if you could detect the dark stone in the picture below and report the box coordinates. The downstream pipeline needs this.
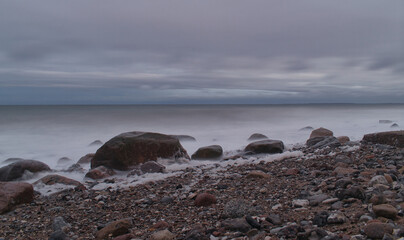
[52,216,70,232]
[313,211,329,227]
[91,131,189,170]
[95,218,133,240]
[247,133,268,141]
[306,136,341,149]
[169,135,196,142]
[335,155,353,164]
[245,215,261,229]
[0,160,51,181]
[191,145,223,160]
[335,186,365,200]
[85,166,116,180]
[49,230,68,240]
[335,179,353,189]
[0,182,34,214]
[221,218,251,233]
[277,224,304,238]
[244,140,284,154]
[185,224,208,240]
[140,161,165,173]
[265,214,282,225]
[89,140,103,146]
[363,131,404,148]
[300,126,314,131]
[391,123,399,128]
[161,196,174,204]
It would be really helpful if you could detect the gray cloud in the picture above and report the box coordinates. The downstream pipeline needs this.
[0,0,403,104]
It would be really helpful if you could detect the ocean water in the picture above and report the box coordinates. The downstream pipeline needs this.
[0,104,403,189]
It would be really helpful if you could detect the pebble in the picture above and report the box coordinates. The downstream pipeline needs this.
[150,229,176,240]
[194,193,217,207]
[372,204,398,219]
[292,199,309,208]
[364,222,393,239]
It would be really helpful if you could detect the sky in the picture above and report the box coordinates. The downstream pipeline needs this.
[0,1,403,104]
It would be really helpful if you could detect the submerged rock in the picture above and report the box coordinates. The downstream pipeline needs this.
[35,174,86,190]
[91,131,189,170]
[0,160,51,181]
[168,135,196,142]
[247,133,268,141]
[309,127,333,139]
[244,140,284,154]
[191,145,223,160]
[85,166,116,180]
[89,140,103,146]
[0,182,34,214]
[362,130,404,148]
[306,136,341,149]
[140,161,166,173]
[77,153,95,164]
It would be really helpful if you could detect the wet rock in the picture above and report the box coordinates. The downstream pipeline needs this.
[313,211,329,227]
[379,120,393,124]
[168,135,196,142]
[0,160,51,181]
[337,136,350,144]
[77,153,94,164]
[140,161,166,173]
[52,216,71,232]
[247,170,271,179]
[266,214,282,225]
[195,193,216,207]
[150,229,176,240]
[335,186,365,200]
[112,234,135,240]
[370,175,389,186]
[307,136,341,149]
[91,131,190,170]
[244,140,284,154]
[362,131,404,148]
[0,182,34,214]
[248,133,268,141]
[65,163,85,173]
[245,215,261,229]
[184,224,208,240]
[221,218,251,233]
[85,166,116,180]
[335,155,353,164]
[57,157,72,166]
[35,174,86,190]
[95,218,133,240]
[277,224,304,238]
[369,194,387,205]
[327,212,347,224]
[223,199,256,218]
[335,178,353,189]
[89,140,103,146]
[191,145,223,160]
[309,127,334,139]
[372,204,398,219]
[363,222,393,239]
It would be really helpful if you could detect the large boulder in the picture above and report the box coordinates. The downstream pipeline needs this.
[362,130,404,148]
[309,127,333,139]
[244,140,284,154]
[91,131,190,171]
[0,182,34,214]
[191,145,223,160]
[0,160,51,181]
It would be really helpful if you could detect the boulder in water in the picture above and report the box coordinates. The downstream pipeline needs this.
[0,182,34,214]
[89,140,103,146]
[168,135,196,142]
[362,130,404,148]
[0,160,51,181]
[307,136,341,149]
[91,131,189,170]
[244,140,284,154]
[77,153,94,164]
[140,161,166,173]
[391,123,399,128]
[35,174,86,190]
[309,127,333,139]
[191,145,223,160]
[247,133,268,141]
[337,136,350,144]
[85,166,116,180]
[299,126,314,131]
[379,120,393,124]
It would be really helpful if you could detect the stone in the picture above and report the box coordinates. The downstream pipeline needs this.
[184,224,208,240]
[140,161,166,173]
[57,157,72,166]
[35,174,86,190]
[89,140,103,146]
[112,234,135,240]
[65,163,85,173]
[335,155,353,164]
[362,131,404,148]
[370,175,389,186]
[244,140,284,154]
[85,166,116,180]
[335,186,365,200]
[379,120,393,124]
[247,170,271,179]
[195,193,216,207]
[307,136,341,149]
[292,199,309,208]
[0,182,34,214]
[313,211,329,227]
[150,229,176,240]
[95,218,133,240]
[0,160,51,181]
[307,194,330,206]
[191,145,223,160]
[327,212,347,224]
[337,136,350,144]
[223,199,256,218]
[221,218,251,233]
[300,126,314,131]
[91,131,189,170]
[363,222,393,239]
[49,230,68,240]
[245,215,261,229]
[77,153,95,164]
[369,194,387,205]
[248,133,268,141]
[168,135,196,142]
[309,127,333,139]
[52,216,71,232]
[391,123,399,128]
[266,214,282,225]
[334,167,356,176]
[372,204,398,219]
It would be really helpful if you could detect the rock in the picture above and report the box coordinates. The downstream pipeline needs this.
[247,170,271,179]
[150,229,176,240]
[195,193,216,207]
[335,186,365,200]
[0,182,34,214]
[266,214,282,225]
[379,120,393,124]
[85,166,116,180]
[112,234,135,240]
[35,174,85,190]
[370,175,389,186]
[91,131,189,170]
[2,158,25,164]
[300,126,314,131]
[0,160,51,181]
[391,123,399,128]
[65,163,85,173]
[277,224,304,238]
[292,199,309,208]
[184,224,208,240]
[223,199,256,218]
[309,127,333,139]
[77,153,95,164]
[244,140,284,154]
[95,218,133,240]
[334,167,356,176]
[49,230,68,240]
[313,211,329,227]
[221,218,251,233]
[89,140,103,146]
[307,136,341,149]
[337,136,350,144]
[168,135,196,142]
[307,194,330,206]
[52,216,71,232]
[191,145,223,160]
[57,157,72,166]
[364,222,393,239]
[248,133,268,141]
[372,204,398,219]
[150,221,170,231]
[362,131,404,148]
[335,155,353,164]
[327,212,347,224]
[245,215,261,229]
[140,161,166,173]
[369,194,387,205]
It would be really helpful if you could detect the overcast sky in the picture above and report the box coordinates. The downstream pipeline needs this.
[0,1,403,104]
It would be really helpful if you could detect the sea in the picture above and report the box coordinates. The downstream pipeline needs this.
[0,104,403,192]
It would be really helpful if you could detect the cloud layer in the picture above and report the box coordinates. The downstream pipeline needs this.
[0,0,403,104]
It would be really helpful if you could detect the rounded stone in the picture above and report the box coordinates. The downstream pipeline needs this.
[195,193,217,207]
